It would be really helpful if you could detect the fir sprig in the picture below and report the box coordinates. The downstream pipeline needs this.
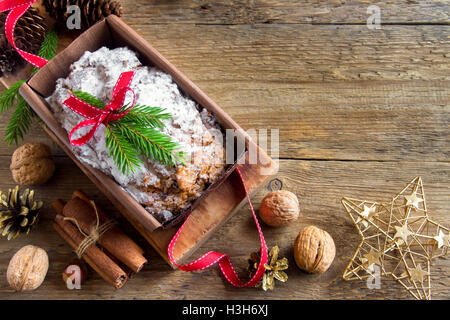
[72,91,105,110]
[5,95,35,145]
[71,91,172,128]
[121,105,171,129]
[0,81,25,113]
[72,91,185,174]
[0,29,58,145]
[36,29,58,63]
[105,125,142,174]
[114,122,185,167]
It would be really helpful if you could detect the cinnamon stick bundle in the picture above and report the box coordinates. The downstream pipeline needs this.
[53,205,127,288]
[52,191,148,288]
[65,191,147,273]
[73,190,144,255]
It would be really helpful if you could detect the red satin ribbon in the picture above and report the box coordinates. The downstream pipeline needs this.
[3,0,268,288]
[0,0,48,69]
[63,71,136,146]
[168,168,268,287]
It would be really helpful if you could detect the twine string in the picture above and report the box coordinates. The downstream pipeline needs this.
[63,200,116,258]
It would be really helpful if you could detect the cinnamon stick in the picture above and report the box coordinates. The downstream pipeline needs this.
[72,190,145,255]
[62,193,147,273]
[52,200,127,289]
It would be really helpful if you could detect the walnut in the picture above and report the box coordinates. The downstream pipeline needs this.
[10,143,55,186]
[259,190,300,227]
[294,225,336,274]
[7,245,49,291]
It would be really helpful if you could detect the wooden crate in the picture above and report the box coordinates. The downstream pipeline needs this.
[19,16,277,265]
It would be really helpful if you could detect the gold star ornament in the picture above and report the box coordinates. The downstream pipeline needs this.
[433,230,449,249]
[404,192,423,209]
[362,249,382,268]
[393,224,413,244]
[408,265,429,283]
[342,177,448,300]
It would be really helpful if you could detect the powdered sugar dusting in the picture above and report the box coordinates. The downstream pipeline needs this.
[47,47,226,223]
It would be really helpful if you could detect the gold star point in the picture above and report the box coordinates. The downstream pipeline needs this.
[393,224,413,244]
[404,192,423,209]
[408,265,428,283]
[434,230,449,249]
[362,248,382,268]
[342,177,448,300]
[356,205,378,227]
[360,205,376,219]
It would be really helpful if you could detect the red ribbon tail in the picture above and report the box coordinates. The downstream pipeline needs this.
[112,71,136,96]
[63,95,107,119]
[68,118,103,146]
[0,0,37,11]
[107,86,136,121]
[3,1,48,69]
[168,167,268,288]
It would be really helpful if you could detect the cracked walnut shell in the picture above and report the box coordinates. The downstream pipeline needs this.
[259,190,300,227]
[294,225,335,274]
[7,245,49,291]
[10,143,55,186]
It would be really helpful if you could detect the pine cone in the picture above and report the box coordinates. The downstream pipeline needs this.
[247,246,288,291]
[0,186,43,240]
[43,0,123,29]
[0,7,47,77]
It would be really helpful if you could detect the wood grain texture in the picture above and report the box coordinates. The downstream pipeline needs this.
[131,24,450,82]
[122,0,450,25]
[1,25,449,160]
[0,158,448,299]
[19,15,278,266]
[0,0,448,300]
[2,81,449,161]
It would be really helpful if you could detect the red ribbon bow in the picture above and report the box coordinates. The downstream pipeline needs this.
[0,0,49,69]
[168,168,269,287]
[63,71,136,146]
[2,1,269,288]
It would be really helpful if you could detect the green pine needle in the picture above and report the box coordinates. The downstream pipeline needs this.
[31,28,58,76]
[105,125,143,175]
[71,91,106,109]
[121,105,171,128]
[69,89,185,173]
[0,80,25,112]
[113,121,185,168]
[5,95,35,145]
[1,28,58,145]
[38,28,58,60]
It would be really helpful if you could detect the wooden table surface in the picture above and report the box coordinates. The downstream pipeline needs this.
[0,0,448,300]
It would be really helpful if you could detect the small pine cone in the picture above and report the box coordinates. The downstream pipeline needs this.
[0,186,43,240]
[0,7,47,77]
[43,0,123,29]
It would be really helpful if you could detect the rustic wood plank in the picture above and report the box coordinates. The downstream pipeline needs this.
[0,0,448,300]
[1,79,448,162]
[131,24,450,82]
[8,23,447,85]
[1,25,449,161]
[0,158,447,299]
[2,24,448,162]
[203,80,450,162]
[122,0,450,25]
